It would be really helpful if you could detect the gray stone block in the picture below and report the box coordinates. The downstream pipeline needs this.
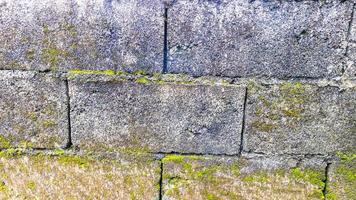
[0,0,164,73]
[345,42,356,78]
[168,0,352,78]
[245,82,356,155]
[0,71,68,148]
[69,76,245,155]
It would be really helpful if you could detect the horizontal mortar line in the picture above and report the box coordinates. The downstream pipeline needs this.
[0,148,342,161]
[242,150,333,157]
[152,151,240,157]
[0,68,353,88]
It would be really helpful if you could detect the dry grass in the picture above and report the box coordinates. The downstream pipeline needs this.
[0,154,160,199]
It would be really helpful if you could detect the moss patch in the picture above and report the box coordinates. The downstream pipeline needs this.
[68,69,116,76]
[162,156,325,200]
[326,150,356,200]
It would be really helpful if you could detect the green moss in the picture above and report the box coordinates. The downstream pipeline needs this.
[18,141,33,149]
[57,155,90,168]
[0,135,11,149]
[336,151,356,163]
[25,49,35,61]
[68,69,116,76]
[52,149,65,156]
[42,120,57,128]
[290,168,325,189]
[241,171,269,183]
[0,148,24,158]
[25,112,38,121]
[203,191,220,200]
[251,121,276,132]
[0,181,7,192]
[161,155,203,164]
[282,108,302,118]
[26,181,36,190]
[133,70,148,76]
[135,77,150,84]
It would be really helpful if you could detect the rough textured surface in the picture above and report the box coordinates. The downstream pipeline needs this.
[168,0,352,78]
[0,151,160,199]
[345,3,356,78]
[0,71,68,149]
[69,75,245,155]
[0,0,164,72]
[326,151,356,200]
[245,82,356,155]
[162,154,326,200]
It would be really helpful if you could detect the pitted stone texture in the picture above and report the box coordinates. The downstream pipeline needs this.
[69,78,245,155]
[345,42,356,78]
[345,4,356,78]
[162,155,326,200]
[0,71,68,148]
[245,82,356,155]
[0,0,164,72]
[168,0,352,78]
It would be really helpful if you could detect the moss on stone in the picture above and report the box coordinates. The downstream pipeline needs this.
[0,136,11,149]
[163,157,325,199]
[251,121,276,132]
[290,168,325,188]
[326,151,356,200]
[135,77,150,84]
[68,69,116,76]
[42,120,57,128]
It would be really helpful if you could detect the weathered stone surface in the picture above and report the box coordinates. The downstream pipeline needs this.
[0,0,164,72]
[245,82,356,155]
[162,154,326,200]
[345,4,356,78]
[0,150,160,199]
[326,151,356,200]
[0,71,68,148]
[168,0,352,78]
[69,75,245,155]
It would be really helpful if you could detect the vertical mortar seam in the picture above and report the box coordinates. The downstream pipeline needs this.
[64,79,73,149]
[162,5,169,73]
[322,163,331,199]
[159,158,164,200]
[239,87,248,155]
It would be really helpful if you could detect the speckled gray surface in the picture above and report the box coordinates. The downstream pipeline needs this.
[0,0,164,73]
[168,0,353,78]
[0,71,68,148]
[245,82,356,155]
[69,76,245,155]
[345,3,356,78]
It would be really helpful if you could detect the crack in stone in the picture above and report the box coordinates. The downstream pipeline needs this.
[239,87,248,155]
[159,158,164,200]
[162,6,169,73]
[64,79,73,149]
[322,163,331,199]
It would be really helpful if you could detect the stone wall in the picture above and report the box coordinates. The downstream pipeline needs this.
[0,0,355,199]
